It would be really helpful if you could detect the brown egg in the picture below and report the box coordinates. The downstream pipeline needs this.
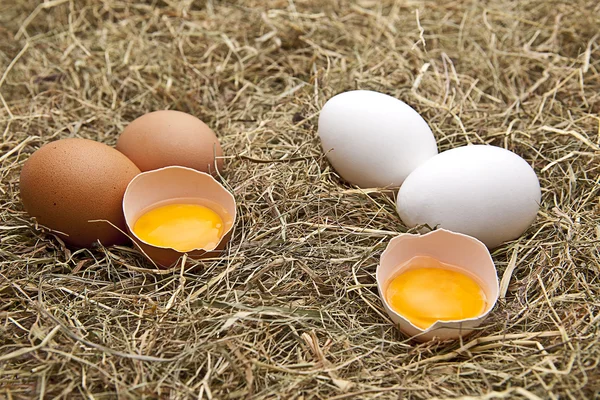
[20,138,141,248]
[122,166,237,268]
[116,110,224,174]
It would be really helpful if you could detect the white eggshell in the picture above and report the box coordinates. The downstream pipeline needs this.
[377,229,499,342]
[318,90,438,188]
[396,145,541,248]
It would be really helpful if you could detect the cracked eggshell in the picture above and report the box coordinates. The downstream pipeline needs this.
[376,229,499,342]
[318,90,438,188]
[122,166,236,268]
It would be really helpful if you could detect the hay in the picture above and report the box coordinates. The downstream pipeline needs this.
[1,0,599,398]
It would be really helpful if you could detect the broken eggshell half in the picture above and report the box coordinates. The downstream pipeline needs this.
[123,166,236,268]
[376,229,499,342]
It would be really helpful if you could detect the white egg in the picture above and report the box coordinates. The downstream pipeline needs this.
[396,145,541,248]
[318,90,438,188]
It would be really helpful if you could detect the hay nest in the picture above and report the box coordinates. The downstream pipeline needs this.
[1,1,599,398]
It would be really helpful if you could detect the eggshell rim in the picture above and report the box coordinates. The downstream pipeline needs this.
[122,166,237,253]
[376,228,500,337]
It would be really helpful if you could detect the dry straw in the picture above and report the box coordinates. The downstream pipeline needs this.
[1,0,599,399]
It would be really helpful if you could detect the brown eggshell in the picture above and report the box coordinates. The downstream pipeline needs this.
[116,110,224,174]
[122,166,236,268]
[20,138,141,248]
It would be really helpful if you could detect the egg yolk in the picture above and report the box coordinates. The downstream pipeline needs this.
[133,203,224,252]
[385,257,486,330]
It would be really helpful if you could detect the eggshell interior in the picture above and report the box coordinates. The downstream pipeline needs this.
[123,166,236,268]
[377,229,499,342]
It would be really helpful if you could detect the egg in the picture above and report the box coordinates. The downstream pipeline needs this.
[385,257,487,330]
[377,229,499,341]
[318,90,438,188]
[396,145,541,248]
[116,110,224,174]
[20,138,141,247]
[122,166,236,268]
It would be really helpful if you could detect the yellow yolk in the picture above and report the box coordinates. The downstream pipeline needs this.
[133,203,224,252]
[385,258,486,330]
